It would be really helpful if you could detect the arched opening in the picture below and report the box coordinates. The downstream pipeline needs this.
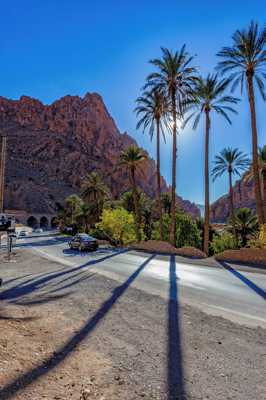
[40,216,49,230]
[51,217,58,229]
[27,216,38,229]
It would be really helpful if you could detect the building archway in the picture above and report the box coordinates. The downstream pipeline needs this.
[27,216,38,229]
[40,216,49,230]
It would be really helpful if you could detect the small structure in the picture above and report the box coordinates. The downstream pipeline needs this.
[4,209,57,229]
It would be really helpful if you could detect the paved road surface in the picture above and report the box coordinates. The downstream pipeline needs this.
[10,234,266,328]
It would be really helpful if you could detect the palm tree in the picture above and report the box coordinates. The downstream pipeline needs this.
[217,21,266,224]
[119,145,147,241]
[135,88,169,240]
[81,172,109,222]
[211,147,250,240]
[161,192,172,215]
[184,74,239,254]
[146,46,198,245]
[231,207,258,247]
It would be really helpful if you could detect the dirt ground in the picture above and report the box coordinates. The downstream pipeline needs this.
[0,249,265,400]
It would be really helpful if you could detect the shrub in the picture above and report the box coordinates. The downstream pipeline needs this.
[96,208,136,246]
[152,211,201,249]
[210,232,238,254]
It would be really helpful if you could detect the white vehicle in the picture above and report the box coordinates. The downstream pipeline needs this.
[17,230,29,238]
[33,228,43,233]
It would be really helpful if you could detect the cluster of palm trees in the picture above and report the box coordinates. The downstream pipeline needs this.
[135,20,266,254]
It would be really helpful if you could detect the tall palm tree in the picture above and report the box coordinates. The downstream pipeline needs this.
[217,21,266,224]
[119,145,147,241]
[184,74,239,254]
[135,88,169,240]
[81,172,109,222]
[211,147,250,240]
[146,46,198,245]
[231,207,258,247]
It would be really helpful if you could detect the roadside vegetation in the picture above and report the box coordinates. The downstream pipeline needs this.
[57,20,266,264]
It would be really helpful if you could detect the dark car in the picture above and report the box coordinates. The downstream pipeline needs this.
[69,234,98,252]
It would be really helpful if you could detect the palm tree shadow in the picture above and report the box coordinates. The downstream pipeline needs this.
[218,261,266,301]
[167,255,185,399]
[0,254,155,399]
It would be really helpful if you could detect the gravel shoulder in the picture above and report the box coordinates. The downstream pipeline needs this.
[0,249,265,400]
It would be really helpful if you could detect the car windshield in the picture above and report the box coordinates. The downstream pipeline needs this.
[78,234,95,240]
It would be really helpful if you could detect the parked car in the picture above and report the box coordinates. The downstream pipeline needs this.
[33,228,43,233]
[69,234,98,252]
[17,230,29,238]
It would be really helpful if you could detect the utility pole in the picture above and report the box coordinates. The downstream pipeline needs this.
[0,135,7,214]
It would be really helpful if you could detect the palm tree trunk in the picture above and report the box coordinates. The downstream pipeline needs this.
[170,90,177,246]
[204,110,210,255]
[228,170,237,243]
[262,171,266,220]
[130,167,142,242]
[156,118,163,240]
[246,73,265,224]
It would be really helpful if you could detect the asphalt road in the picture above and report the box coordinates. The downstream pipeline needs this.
[12,234,266,328]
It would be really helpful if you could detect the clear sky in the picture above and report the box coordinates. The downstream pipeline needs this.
[1,1,266,204]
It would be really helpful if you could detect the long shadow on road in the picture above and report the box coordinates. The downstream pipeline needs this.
[219,261,266,301]
[167,255,186,399]
[0,249,129,304]
[0,254,155,399]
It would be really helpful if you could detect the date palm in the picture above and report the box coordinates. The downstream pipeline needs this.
[81,172,110,222]
[217,21,266,224]
[119,145,147,241]
[146,46,198,245]
[135,89,169,240]
[184,74,239,254]
[212,147,250,240]
[231,207,258,247]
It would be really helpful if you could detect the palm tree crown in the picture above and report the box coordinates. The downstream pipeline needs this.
[119,145,147,171]
[184,74,239,127]
[81,172,109,203]
[146,46,198,114]
[212,147,250,181]
[216,21,266,98]
[135,89,169,141]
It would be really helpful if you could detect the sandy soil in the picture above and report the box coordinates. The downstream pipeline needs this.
[132,241,206,259]
[0,249,265,400]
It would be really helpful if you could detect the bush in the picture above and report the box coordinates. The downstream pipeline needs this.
[96,208,136,246]
[152,211,201,249]
[210,232,238,255]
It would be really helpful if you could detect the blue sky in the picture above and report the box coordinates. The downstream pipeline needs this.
[1,1,266,204]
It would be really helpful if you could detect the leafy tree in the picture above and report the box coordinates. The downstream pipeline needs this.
[217,21,266,224]
[229,208,258,246]
[212,147,250,240]
[118,146,147,241]
[152,211,201,249]
[184,74,239,254]
[81,172,110,222]
[135,88,169,240]
[146,46,198,245]
[210,232,238,254]
[58,195,84,233]
[96,208,136,246]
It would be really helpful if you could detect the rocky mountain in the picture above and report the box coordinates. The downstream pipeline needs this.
[210,174,255,222]
[0,93,200,217]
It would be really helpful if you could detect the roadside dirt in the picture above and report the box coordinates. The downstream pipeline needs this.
[0,249,265,400]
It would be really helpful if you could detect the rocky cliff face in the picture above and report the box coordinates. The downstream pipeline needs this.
[210,174,255,222]
[0,93,199,217]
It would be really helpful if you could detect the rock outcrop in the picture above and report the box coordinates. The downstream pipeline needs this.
[210,173,255,222]
[0,93,200,217]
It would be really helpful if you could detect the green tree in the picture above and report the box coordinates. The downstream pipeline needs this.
[212,147,250,240]
[147,46,198,245]
[184,74,239,254]
[230,208,258,247]
[161,192,172,215]
[217,21,266,224]
[81,172,110,222]
[118,146,147,241]
[96,208,136,246]
[135,88,169,240]
[59,195,84,233]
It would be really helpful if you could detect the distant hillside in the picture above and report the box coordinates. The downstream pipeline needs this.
[0,93,200,217]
